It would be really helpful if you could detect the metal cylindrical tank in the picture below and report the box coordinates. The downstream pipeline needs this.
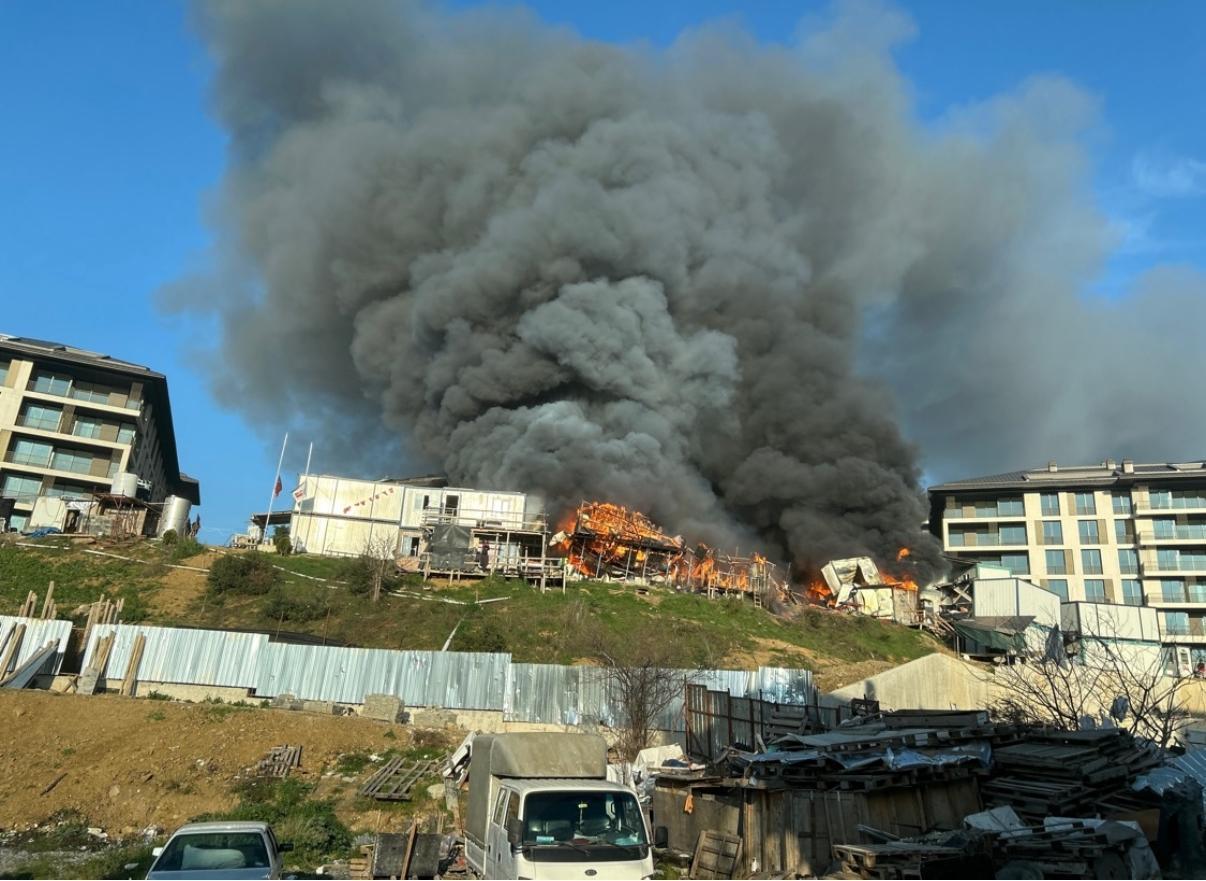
[110,472,139,498]
[158,495,192,538]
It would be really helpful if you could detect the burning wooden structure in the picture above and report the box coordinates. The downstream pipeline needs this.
[552,501,788,599]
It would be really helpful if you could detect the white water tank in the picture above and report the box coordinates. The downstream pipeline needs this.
[111,472,139,498]
[159,495,192,538]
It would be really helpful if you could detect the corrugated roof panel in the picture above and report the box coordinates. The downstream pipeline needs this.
[0,615,74,677]
[82,624,266,689]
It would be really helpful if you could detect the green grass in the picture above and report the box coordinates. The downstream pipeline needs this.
[2,545,938,670]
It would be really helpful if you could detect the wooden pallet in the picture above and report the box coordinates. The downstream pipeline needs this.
[689,830,742,880]
[360,756,441,801]
[255,745,302,778]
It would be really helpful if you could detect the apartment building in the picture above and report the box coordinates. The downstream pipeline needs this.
[0,335,199,531]
[929,459,1206,661]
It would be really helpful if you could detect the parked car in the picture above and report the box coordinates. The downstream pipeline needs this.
[146,821,291,880]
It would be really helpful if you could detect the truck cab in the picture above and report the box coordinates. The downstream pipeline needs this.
[464,734,655,880]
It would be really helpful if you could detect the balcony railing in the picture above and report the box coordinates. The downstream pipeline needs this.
[1138,526,1206,542]
[420,506,548,533]
[17,414,63,433]
[947,535,1029,548]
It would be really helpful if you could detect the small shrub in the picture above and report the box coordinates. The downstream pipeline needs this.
[334,752,372,774]
[169,536,204,561]
[161,528,178,546]
[145,690,171,701]
[455,616,509,653]
[336,557,373,596]
[208,553,279,596]
[273,526,293,556]
[263,586,327,622]
[147,709,167,722]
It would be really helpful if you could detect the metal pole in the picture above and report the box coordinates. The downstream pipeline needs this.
[300,441,314,551]
[263,433,288,546]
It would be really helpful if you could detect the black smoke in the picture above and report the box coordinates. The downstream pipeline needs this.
[165,0,1206,579]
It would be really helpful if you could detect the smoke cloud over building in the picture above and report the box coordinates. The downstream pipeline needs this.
[166,0,1206,577]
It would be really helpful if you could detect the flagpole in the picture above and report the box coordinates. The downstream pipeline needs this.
[300,441,314,551]
[263,432,288,546]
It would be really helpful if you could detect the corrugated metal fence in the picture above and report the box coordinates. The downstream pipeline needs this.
[70,620,813,727]
[0,615,74,677]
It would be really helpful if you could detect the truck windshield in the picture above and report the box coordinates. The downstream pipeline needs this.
[521,791,648,861]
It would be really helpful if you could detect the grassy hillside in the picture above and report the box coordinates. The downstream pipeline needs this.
[0,538,938,683]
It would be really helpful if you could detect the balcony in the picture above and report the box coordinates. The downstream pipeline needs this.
[1137,526,1206,544]
[1142,559,1206,577]
[1135,503,1206,517]
[946,536,1029,550]
[22,387,140,417]
[4,449,116,482]
[419,506,548,533]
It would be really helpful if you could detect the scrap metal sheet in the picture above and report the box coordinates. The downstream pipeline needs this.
[0,615,74,677]
[81,624,266,689]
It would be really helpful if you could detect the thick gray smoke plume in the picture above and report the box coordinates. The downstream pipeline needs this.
[168,0,1206,577]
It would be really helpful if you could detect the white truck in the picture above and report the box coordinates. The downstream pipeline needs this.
[464,733,658,880]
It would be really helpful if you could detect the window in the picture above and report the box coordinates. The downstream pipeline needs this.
[30,370,71,397]
[1164,611,1190,636]
[72,416,103,439]
[10,438,52,466]
[8,513,28,531]
[1040,492,1060,516]
[1115,519,1132,543]
[1191,582,1206,603]
[519,791,648,849]
[1162,580,1186,603]
[1078,520,1100,544]
[999,524,1026,544]
[1047,579,1069,601]
[1084,579,1107,602]
[1045,549,1068,574]
[997,498,1024,516]
[20,404,61,431]
[70,380,118,405]
[974,500,997,518]
[45,482,93,499]
[1042,521,1063,544]
[1081,548,1103,574]
[1122,580,1143,606]
[1118,548,1139,575]
[1,474,42,501]
[51,449,95,474]
[1112,493,1132,514]
[149,832,270,873]
[493,791,510,826]
[116,423,136,444]
[1154,518,1176,539]
[1158,548,1179,570]
[1074,492,1097,515]
[1000,553,1029,575]
[0,359,8,385]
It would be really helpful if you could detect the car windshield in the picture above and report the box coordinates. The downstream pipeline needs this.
[522,791,648,850]
[153,832,270,872]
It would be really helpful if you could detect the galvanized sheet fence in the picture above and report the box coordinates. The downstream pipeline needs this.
[75,621,814,727]
[0,615,73,677]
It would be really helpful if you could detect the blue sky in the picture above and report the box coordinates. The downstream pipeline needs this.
[1,1,1203,542]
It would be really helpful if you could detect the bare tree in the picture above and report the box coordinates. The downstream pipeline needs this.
[589,621,701,760]
[991,618,1192,748]
[360,531,399,603]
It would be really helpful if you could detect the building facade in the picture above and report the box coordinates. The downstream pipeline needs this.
[0,335,199,531]
[929,459,1206,661]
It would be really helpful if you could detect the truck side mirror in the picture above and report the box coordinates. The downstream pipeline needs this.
[654,826,668,849]
[506,817,523,849]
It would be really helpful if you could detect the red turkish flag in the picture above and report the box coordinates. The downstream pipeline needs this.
[273,476,283,497]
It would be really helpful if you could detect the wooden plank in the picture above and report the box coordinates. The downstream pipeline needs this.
[40,581,55,619]
[119,633,146,697]
[0,624,26,679]
[690,830,743,880]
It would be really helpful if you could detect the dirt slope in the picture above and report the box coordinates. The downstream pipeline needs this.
[0,690,447,834]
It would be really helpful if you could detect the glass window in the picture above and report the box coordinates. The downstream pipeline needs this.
[1121,580,1143,606]
[8,513,28,531]
[30,370,72,396]
[1158,548,1179,570]
[116,423,136,444]
[20,404,62,431]
[1118,548,1139,575]
[44,482,93,499]
[70,380,118,405]
[1115,519,1132,542]
[1,474,42,501]
[1000,553,1030,575]
[72,416,103,439]
[1040,492,1060,516]
[1154,518,1176,539]
[1078,520,1100,544]
[998,498,1024,516]
[1045,549,1068,575]
[974,500,997,518]
[1151,489,1171,509]
[1190,583,1206,603]
[1074,492,1097,515]
[0,359,8,385]
[999,524,1026,544]
[1082,548,1103,574]
[1162,579,1186,603]
[1047,579,1069,601]
[1112,493,1132,514]
[1164,611,1190,635]
[51,449,95,474]
[10,438,53,466]
[1084,579,1107,602]
[520,791,648,850]
[1042,521,1063,544]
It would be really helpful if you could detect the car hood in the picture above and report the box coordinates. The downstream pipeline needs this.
[146,869,274,880]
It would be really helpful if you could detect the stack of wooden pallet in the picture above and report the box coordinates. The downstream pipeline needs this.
[254,745,302,778]
[996,819,1148,879]
[831,838,979,879]
[981,730,1162,821]
[359,755,445,801]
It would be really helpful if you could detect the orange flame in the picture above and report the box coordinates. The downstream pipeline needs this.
[896,547,910,561]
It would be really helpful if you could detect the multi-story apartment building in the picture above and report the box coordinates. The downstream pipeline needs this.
[929,459,1206,661]
[0,335,199,531]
